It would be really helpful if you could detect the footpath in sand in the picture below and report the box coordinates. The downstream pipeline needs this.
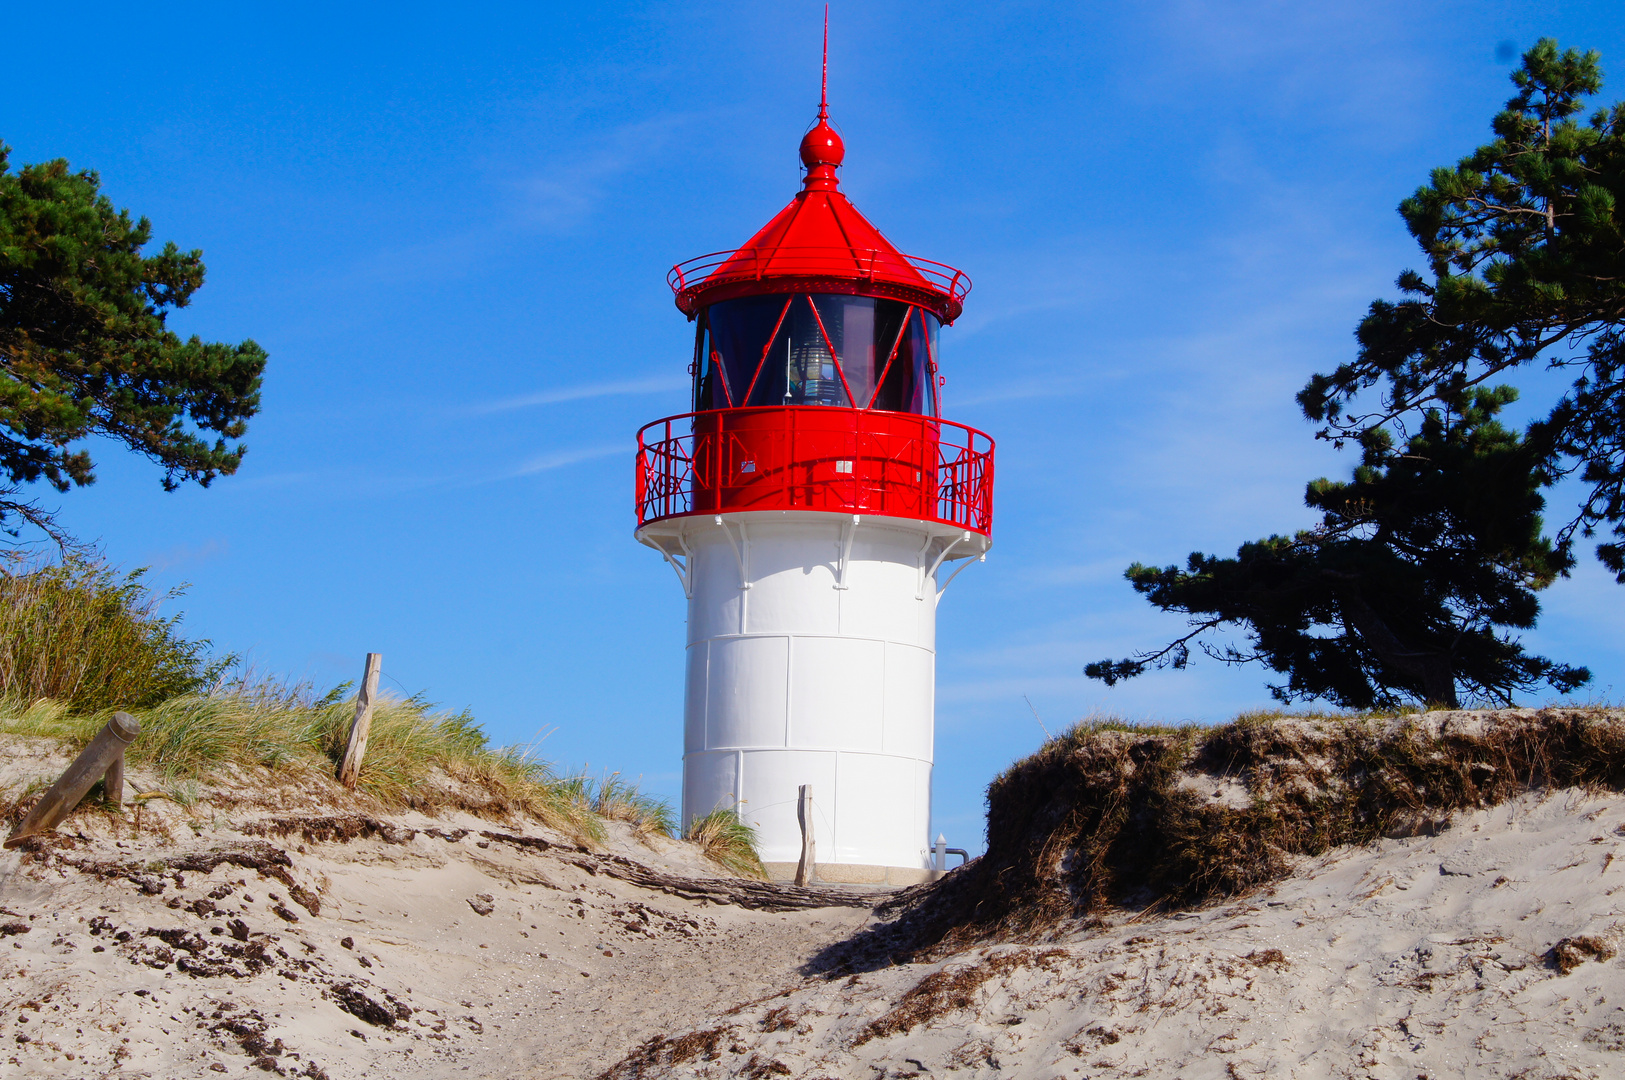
[6,711,1625,1079]
[615,790,1625,1079]
[0,733,873,1080]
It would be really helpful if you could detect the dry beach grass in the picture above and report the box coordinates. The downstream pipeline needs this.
[840,705,1625,965]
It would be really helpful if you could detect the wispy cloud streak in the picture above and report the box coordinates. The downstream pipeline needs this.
[470,377,688,415]
[506,445,625,477]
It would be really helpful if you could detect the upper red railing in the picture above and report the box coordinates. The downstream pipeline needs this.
[635,406,993,535]
[669,248,972,322]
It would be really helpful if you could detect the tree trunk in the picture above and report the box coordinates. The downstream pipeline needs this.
[1337,593,1460,709]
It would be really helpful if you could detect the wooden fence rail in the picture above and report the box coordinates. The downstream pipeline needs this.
[4,711,140,849]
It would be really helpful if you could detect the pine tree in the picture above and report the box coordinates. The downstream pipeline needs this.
[1086,390,1589,709]
[0,142,265,542]
[1299,39,1625,580]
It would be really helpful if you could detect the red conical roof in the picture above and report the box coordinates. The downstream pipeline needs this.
[669,105,969,323]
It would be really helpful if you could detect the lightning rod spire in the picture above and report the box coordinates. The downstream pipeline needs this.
[819,5,829,119]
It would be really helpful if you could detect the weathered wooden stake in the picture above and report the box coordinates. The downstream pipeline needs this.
[794,783,815,886]
[103,752,125,809]
[5,712,139,849]
[338,653,382,790]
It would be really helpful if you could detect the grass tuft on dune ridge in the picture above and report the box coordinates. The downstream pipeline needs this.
[867,704,1625,963]
[583,772,680,839]
[684,808,767,880]
[0,555,232,712]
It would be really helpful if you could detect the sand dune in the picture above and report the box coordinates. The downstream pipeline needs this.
[615,789,1625,1079]
[0,736,870,1079]
[6,716,1625,1079]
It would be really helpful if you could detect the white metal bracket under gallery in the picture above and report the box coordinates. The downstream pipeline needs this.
[834,515,861,590]
[714,516,751,590]
[934,551,986,607]
[918,530,972,601]
[639,532,694,599]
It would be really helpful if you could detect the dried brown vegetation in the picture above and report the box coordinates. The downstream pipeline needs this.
[855,948,1070,1045]
[829,707,1625,965]
[1548,934,1619,973]
[684,808,767,880]
[603,1026,734,1079]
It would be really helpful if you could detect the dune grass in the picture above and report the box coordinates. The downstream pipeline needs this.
[0,553,702,845]
[0,552,759,859]
[683,808,766,879]
[584,772,679,838]
[875,704,1625,962]
[0,683,613,839]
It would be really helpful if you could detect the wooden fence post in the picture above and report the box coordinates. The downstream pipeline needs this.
[795,783,815,886]
[338,653,382,790]
[5,712,139,849]
[103,751,125,809]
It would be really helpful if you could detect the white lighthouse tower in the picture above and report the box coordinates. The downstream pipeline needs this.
[634,71,993,885]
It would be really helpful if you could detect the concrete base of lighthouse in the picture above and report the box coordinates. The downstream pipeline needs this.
[637,510,988,881]
[759,860,938,886]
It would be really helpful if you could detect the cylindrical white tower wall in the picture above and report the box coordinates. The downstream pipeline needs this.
[648,511,985,885]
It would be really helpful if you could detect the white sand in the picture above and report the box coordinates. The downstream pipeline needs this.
[5,732,1625,1079]
[637,789,1625,1080]
[0,736,871,1080]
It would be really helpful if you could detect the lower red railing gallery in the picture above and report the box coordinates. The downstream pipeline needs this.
[635,407,994,534]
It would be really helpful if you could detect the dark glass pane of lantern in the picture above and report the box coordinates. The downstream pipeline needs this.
[692,313,712,411]
[873,307,940,415]
[924,311,941,416]
[704,295,790,408]
[869,300,915,412]
[807,295,876,407]
[867,299,910,407]
[784,295,847,406]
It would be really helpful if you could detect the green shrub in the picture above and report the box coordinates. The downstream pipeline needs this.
[0,554,230,711]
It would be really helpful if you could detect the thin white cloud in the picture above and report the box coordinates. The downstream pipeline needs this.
[141,537,229,573]
[508,444,625,477]
[515,114,692,232]
[470,376,688,415]
[213,470,326,493]
[950,372,1099,408]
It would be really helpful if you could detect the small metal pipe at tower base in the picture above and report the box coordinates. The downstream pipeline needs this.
[933,833,947,874]
[5,712,140,849]
[795,784,816,886]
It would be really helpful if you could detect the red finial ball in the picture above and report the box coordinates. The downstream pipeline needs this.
[800,119,844,169]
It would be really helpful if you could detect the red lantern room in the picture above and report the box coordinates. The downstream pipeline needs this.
[636,83,991,535]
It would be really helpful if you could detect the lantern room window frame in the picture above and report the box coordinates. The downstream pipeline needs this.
[692,293,941,417]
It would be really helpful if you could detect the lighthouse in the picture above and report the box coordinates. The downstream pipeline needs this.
[634,64,993,886]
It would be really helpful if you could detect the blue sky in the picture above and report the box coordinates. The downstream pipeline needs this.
[7,1,1625,850]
